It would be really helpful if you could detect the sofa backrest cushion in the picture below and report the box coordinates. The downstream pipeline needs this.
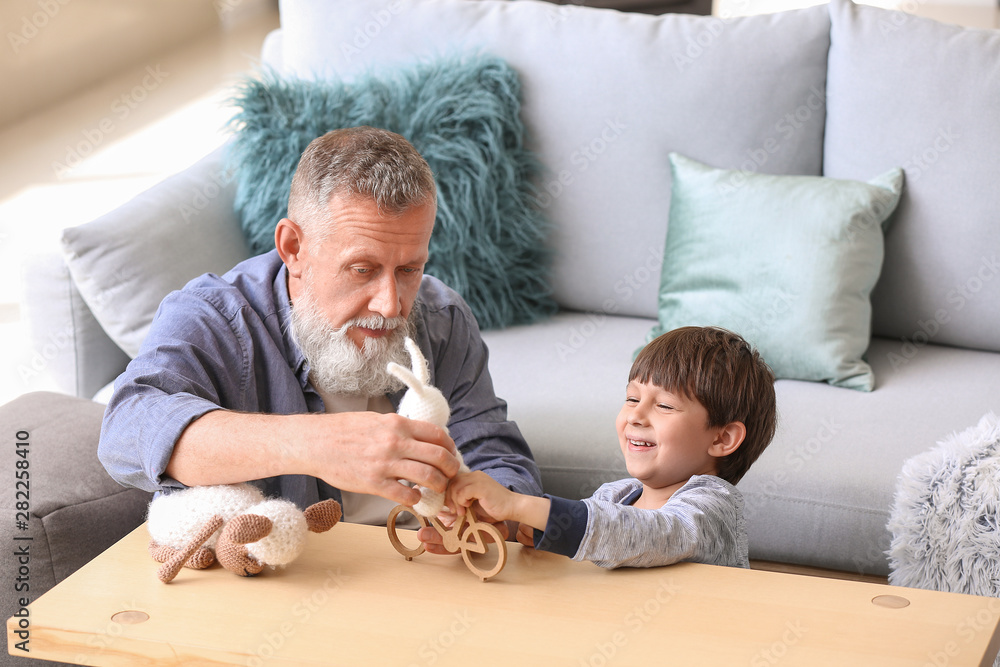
[824,0,1000,353]
[270,0,831,318]
[61,148,251,358]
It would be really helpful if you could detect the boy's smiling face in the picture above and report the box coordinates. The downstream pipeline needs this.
[616,380,728,494]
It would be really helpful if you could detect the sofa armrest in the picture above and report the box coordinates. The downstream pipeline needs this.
[1,391,151,664]
[19,253,131,400]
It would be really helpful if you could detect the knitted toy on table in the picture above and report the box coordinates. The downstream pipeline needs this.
[387,336,469,517]
[147,483,342,583]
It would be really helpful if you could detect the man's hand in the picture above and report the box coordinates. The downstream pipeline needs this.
[515,522,535,548]
[298,411,460,506]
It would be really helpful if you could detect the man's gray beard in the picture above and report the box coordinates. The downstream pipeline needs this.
[289,284,415,398]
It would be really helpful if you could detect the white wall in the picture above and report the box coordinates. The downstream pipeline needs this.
[713,0,998,28]
[1,0,223,128]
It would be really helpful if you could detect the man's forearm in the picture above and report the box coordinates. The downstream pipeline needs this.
[165,410,301,486]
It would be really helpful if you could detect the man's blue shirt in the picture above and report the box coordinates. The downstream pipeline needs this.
[98,250,541,508]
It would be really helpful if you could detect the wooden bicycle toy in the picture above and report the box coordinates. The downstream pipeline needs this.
[386,504,508,581]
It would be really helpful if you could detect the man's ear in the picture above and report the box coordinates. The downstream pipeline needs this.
[709,422,746,458]
[275,218,305,278]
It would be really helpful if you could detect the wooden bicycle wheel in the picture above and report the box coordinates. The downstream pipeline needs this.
[386,505,429,560]
[460,521,507,581]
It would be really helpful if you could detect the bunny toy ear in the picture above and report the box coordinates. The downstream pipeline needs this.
[388,336,431,395]
[403,337,430,385]
[387,361,423,396]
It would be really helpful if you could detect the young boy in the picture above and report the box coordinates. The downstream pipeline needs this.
[448,326,777,569]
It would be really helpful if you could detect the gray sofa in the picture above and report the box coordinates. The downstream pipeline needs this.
[10,0,1000,630]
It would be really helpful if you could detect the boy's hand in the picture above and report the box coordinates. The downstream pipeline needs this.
[448,471,517,522]
[416,476,510,554]
[447,471,552,540]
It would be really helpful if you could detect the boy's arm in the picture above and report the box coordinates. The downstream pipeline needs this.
[508,494,552,531]
[577,477,747,569]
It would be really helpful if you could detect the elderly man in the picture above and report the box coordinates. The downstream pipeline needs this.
[99,126,541,551]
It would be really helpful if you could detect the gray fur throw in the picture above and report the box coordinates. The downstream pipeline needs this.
[888,412,1000,595]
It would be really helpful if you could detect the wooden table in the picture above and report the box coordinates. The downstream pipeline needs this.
[8,522,1000,666]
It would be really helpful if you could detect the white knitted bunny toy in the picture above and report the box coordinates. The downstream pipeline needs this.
[387,336,469,517]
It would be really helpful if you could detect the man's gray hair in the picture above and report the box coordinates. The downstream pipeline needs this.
[287,126,437,241]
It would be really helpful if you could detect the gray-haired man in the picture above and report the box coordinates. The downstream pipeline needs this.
[99,127,541,553]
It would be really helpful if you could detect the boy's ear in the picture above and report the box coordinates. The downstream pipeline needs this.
[709,422,746,458]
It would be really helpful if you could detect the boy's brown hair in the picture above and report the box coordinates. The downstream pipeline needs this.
[630,326,777,484]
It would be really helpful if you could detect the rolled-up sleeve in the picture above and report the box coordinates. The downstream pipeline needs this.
[99,289,248,493]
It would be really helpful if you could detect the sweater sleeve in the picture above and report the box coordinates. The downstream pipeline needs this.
[533,495,589,557]
[574,476,749,569]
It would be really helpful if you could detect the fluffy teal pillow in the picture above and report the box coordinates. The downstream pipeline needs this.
[225,57,556,330]
[647,153,904,391]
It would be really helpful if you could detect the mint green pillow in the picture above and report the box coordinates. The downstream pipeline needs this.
[647,153,904,391]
